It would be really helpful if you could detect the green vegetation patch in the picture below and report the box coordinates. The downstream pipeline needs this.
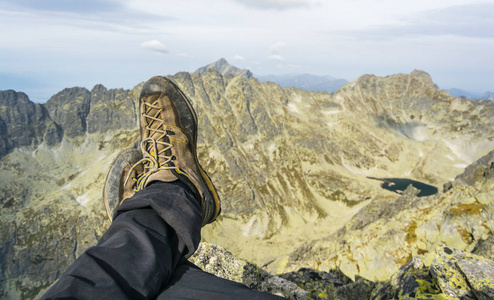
[449,202,485,216]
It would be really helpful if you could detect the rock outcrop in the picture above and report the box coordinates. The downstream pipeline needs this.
[44,87,91,138]
[44,85,137,139]
[190,243,313,299]
[191,243,494,300]
[86,84,137,134]
[369,246,494,299]
[0,90,62,157]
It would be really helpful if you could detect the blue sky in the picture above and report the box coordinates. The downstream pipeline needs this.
[0,0,493,102]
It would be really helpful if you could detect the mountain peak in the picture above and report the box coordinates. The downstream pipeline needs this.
[216,57,228,65]
[194,58,253,78]
[352,70,437,90]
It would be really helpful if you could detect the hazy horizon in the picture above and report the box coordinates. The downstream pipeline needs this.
[2,58,491,103]
[1,0,493,102]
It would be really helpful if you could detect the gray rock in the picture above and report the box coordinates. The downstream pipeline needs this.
[0,90,61,158]
[331,276,376,300]
[370,256,445,299]
[190,242,313,299]
[45,87,91,138]
[473,235,494,260]
[86,84,137,134]
[431,246,494,300]
[446,149,494,188]
[349,184,420,232]
[279,267,353,298]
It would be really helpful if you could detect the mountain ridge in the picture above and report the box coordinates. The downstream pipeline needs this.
[1,65,494,298]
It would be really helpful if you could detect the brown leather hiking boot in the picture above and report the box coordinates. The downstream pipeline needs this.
[104,76,221,226]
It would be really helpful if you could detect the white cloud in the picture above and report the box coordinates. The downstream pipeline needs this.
[269,55,284,61]
[232,55,246,61]
[269,43,286,63]
[234,0,312,10]
[2,0,493,100]
[141,40,169,54]
[270,42,287,54]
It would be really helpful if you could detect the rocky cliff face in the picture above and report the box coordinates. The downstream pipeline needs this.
[44,84,137,138]
[0,90,62,157]
[1,66,494,299]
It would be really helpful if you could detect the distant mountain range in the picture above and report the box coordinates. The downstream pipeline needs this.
[195,58,347,93]
[256,73,348,93]
[444,88,494,100]
[196,59,492,98]
[481,91,494,100]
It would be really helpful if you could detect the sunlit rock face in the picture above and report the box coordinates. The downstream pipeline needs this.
[1,66,494,299]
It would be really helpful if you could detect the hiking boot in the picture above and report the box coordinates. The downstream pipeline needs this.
[103,148,143,222]
[123,76,221,225]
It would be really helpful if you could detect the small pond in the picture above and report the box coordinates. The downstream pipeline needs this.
[367,177,438,197]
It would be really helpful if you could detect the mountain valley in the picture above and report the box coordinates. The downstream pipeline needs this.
[1,62,494,299]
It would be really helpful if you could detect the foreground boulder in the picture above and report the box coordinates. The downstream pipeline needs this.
[190,243,313,299]
[193,243,494,300]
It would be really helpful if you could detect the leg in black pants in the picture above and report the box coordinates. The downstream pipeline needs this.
[41,181,284,299]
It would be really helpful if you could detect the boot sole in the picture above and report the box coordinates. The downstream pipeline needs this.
[103,148,142,222]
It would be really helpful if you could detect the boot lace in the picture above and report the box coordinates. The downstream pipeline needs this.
[124,101,187,191]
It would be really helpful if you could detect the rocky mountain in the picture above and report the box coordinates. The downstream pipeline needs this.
[0,90,62,157]
[445,88,494,101]
[194,58,253,78]
[257,73,348,93]
[1,66,494,299]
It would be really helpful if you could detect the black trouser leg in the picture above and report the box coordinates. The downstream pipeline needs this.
[41,181,284,299]
[156,261,285,300]
[41,181,202,300]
